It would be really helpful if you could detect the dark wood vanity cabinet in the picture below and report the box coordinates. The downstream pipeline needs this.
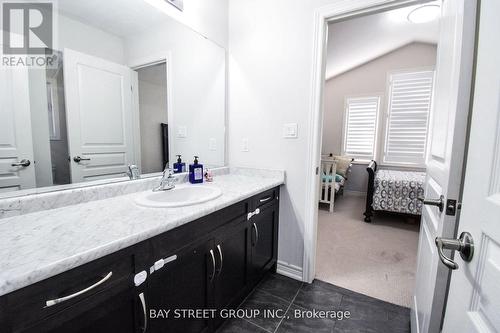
[212,216,251,328]
[250,201,279,283]
[148,238,214,333]
[27,284,140,333]
[0,187,280,333]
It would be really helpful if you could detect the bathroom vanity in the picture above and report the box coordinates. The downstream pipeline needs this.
[0,1,283,332]
[0,169,283,333]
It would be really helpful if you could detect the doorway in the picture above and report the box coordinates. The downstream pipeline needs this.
[134,62,169,174]
[304,0,477,332]
[316,2,439,308]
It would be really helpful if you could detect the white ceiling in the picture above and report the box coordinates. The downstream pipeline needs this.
[56,0,169,37]
[326,2,440,79]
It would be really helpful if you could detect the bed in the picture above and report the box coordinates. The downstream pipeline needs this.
[319,155,353,212]
[363,160,425,222]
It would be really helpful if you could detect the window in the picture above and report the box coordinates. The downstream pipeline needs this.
[343,96,380,160]
[383,71,434,165]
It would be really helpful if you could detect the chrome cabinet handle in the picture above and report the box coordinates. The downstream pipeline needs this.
[252,222,259,245]
[138,292,147,333]
[45,271,113,307]
[216,244,223,277]
[11,159,31,167]
[435,232,474,270]
[73,156,91,163]
[418,195,444,212]
[209,249,216,281]
[259,196,272,203]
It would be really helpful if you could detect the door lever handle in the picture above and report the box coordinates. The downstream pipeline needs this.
[73,156,91,163]
[435,232,474,270]
[418,195,444,212]
[11,159,31,167]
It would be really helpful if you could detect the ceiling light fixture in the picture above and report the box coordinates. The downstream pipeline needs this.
[407,4,441,23]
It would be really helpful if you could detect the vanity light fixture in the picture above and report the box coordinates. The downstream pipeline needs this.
[407,4,441,23]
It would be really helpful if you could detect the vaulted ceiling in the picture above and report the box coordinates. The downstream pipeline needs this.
[326,2,440,80]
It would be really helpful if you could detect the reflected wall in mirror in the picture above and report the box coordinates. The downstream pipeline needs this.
[0,0,226,196]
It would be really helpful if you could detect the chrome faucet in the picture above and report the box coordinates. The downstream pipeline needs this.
[153,167,177,191]
[127,164,141,180]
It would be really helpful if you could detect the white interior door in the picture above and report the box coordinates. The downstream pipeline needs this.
[0,64,36,192]
[442,1,500,331]
[64,48,136,183]
[411,1,477,332]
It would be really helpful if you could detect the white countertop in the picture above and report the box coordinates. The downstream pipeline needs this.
[0,169,284,296]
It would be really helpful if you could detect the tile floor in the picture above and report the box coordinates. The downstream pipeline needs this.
[217,273,411,333]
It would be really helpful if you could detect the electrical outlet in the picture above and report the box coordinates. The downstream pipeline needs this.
[242,138,249,152]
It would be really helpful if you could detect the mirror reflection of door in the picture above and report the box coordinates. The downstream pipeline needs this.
[0,65,36,192]
[63,48,136,183]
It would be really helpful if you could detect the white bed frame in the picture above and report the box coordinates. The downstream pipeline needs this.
[319,159,336,212]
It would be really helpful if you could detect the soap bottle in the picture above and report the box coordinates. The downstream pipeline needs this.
[204,168,213,182]
[189,156,204,184]
[173,155,186,173]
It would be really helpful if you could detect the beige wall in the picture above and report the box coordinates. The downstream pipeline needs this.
[322,42,437,157]
[322,42,437,192]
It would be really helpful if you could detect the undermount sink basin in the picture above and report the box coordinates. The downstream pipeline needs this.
[134,184,222,208]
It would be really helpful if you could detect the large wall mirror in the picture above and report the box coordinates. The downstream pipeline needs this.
[0,0,226,197]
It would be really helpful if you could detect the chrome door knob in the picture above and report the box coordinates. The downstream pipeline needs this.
[435,232,474,270]
[11,159,31,167]
[418,195,444,212]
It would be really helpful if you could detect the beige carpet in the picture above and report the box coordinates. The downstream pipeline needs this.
[316,194,419,307]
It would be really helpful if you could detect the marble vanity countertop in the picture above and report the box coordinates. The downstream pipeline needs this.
[0,168,284,296]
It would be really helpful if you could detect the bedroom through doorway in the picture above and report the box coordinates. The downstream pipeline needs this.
[316,2,440,307]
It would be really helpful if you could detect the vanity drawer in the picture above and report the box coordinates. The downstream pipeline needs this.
[252,187,279,209]
[4,248,137,332]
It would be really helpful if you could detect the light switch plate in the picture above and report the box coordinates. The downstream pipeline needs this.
[209,138,217,151]
[242,138,249,152]
[283,123,298,138]
[177,126,187,138]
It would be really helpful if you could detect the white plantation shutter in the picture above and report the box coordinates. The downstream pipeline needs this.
[343,96,380,159]
[384,71,434,165]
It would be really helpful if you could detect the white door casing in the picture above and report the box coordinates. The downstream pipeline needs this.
[442,0,500,331]
[0,64,36,192]
[63,48,136,183]
[412,1,477,333]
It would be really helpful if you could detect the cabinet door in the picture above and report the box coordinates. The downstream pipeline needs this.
[23,285,139,333]
[213,217,250,327]
[148,239,213,333]
[250,204,278,281]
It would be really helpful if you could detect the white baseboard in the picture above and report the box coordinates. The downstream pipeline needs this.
[276,261,303,282]
[344,190,366,197]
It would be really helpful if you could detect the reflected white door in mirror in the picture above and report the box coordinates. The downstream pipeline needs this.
[0,65,36,191]
[64,49,135,183]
